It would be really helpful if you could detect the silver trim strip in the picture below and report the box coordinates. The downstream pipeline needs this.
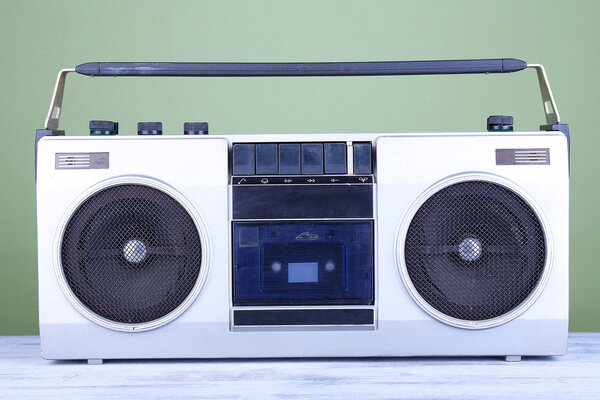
[346,141,354,174]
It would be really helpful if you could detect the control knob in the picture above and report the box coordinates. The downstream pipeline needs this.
[184,122,208,135]
[138,122,162,135]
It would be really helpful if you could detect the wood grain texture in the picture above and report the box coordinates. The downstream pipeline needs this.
[0,333,599,399]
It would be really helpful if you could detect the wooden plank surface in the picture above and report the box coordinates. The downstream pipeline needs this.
[0,333,599,399]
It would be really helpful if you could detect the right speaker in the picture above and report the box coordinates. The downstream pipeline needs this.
[376,133,568,357]
[403,179,547,327]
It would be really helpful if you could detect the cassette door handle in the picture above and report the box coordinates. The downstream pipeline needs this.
[44,58,560,130]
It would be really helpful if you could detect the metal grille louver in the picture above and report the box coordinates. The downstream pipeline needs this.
[495,148,550,165]
[55,152,109,169]
[404,181,546,323]
[60,184,203,325]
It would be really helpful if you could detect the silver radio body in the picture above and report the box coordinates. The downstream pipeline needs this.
[35,59,569,362]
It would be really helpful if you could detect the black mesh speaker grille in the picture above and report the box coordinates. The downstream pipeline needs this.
[61,184,203,325]
[404,181,546,322]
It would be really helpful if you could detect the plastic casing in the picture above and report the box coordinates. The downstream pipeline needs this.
[36,131,568,359]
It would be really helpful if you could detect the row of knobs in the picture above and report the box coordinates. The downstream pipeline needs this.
[89,120,208,135]
[89,116,513,135]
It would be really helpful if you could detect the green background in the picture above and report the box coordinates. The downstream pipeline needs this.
[0,0,598,335]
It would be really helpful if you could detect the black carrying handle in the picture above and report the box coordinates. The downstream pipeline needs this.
[76,58,527,77]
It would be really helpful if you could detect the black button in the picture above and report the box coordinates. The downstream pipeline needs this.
[233,144,255,175]
[324,143,347,174]
[256,144,278,174]
[353,143,372,174]
[184,122,208,135]
[301,143,324,174]
[89,120,118,135]
[279,144,301,174]
[487,115,514,132]
[137,122,162,135]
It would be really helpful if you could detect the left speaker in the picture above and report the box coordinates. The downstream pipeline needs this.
[59,183,204,330]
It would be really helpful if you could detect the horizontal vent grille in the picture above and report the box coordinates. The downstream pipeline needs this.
[55,152,109,169]
[496,148,550,165]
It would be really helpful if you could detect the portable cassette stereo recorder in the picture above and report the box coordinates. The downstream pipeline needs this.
[35,59,569,363]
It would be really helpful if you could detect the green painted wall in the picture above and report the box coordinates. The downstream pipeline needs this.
[0,0,598,335]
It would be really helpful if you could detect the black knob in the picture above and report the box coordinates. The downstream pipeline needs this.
[138,122,162,135]
[184,122,208,135]
[487,115,514,132]
[90,120,118,135]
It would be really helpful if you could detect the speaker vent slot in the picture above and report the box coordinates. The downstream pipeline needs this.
[496,148,549,165]
[55,152,109,169]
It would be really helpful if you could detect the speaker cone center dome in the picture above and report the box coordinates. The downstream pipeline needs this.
[123,239,148,264]
[458,237,482,262]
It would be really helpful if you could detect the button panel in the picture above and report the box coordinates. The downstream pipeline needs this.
[232,142,372,176]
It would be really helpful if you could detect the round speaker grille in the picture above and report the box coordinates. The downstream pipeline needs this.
[60,184,203,325]
[404,181,546,323]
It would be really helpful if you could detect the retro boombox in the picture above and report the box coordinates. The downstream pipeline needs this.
[35,59,569,364]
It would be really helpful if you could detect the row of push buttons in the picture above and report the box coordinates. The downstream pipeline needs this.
[232,142,372,175]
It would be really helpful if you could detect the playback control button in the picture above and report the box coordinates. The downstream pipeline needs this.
[324,143,347,174]
[301,143,324,174]
[279,144,301,175]
[353,143,372,174]
[256,144,278,174]
[232,144,255,175]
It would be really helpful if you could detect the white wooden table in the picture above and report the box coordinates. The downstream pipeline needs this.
[1,333,599,399]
